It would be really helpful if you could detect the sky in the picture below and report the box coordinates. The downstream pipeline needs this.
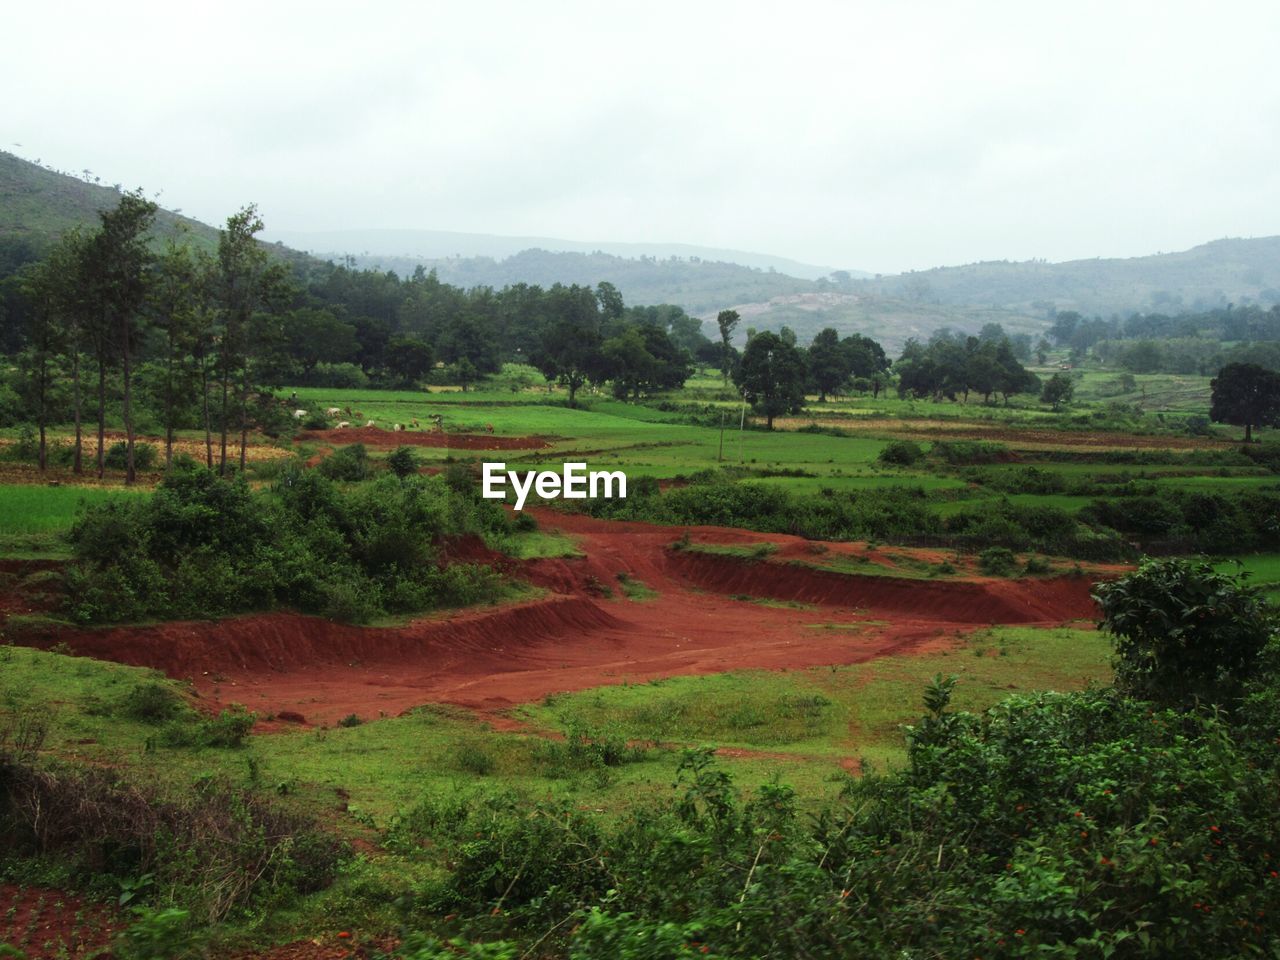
[4,0,1279,274]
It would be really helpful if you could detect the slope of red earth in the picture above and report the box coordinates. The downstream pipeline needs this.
[0,884,118,958]
[296,427,550,450]
[14,510,1107,726]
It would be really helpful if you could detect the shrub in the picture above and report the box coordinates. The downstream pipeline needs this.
[1022,554,1051,575]
[1094,557,1275,707]
[977,546,1017,576]
[204,705,256,748]
[104,442,158,471]
[878,440,924,466]
[124,681,188,724]
[386,445,419,478]
[318,443,369,481]
[930,440,1010,464]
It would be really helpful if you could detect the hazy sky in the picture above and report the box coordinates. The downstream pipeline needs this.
[5,0,1279,273]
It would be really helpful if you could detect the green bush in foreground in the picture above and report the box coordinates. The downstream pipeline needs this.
[361,563,1280,957]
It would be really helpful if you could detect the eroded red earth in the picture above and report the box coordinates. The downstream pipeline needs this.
[22,509,1103,726]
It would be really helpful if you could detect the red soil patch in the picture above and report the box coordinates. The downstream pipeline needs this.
[16,510,1104,726]
[0,884,118,958]
[296,427,549,450]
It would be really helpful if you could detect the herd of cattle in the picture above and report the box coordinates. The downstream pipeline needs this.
[290,407,494,434]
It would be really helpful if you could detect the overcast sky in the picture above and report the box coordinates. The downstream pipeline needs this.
[5,0,1279,273]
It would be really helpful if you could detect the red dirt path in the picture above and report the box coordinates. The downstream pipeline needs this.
[26,510,1103,726]
[296,426,549,449]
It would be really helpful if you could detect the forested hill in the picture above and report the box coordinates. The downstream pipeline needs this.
[316,248,823,316]
[264,227,851,281]
[0,152,309,269]
[859,237,1280,315]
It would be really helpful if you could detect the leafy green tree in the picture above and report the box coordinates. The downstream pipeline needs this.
[595,281,624,323]
[533,284,604,406]
[1210,361,1280,443]
[806,328,847,402]
[438,314,499,390]
[1094,557,1275,707]
[385,336,434,387]
[733,331,806,429]
[841,333,890,397]
[1041,372,1075,410]
[281,307,359,380]
[716,309,740,384]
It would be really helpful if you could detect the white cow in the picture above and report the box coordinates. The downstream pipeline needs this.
[292,409,307,420]
[392,423,404,432]
[336,421,350,429]
[326,407,342,417]
[365,419,376,427]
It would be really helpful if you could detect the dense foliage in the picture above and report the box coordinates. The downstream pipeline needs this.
[64,460,516,623]
[385,668,1280,958]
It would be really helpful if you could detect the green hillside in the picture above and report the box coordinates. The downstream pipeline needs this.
[0,151,225,253]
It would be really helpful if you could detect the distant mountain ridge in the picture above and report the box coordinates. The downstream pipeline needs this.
[860,237,1280,316]
[3,150,1278,355]
[262,226,856,281]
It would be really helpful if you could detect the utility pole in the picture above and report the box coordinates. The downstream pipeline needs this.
[738,390,747,463]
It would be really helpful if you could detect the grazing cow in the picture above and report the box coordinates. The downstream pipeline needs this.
[485,423,494,434]
[326,407,341,417]
[410,419,419,429]
[365,419,376,427]
[392,423,404,432]
[292,409,307,420]
[336,421,350,429]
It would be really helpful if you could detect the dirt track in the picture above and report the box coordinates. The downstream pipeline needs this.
[32,510,1102,726]
[296,426,550,449]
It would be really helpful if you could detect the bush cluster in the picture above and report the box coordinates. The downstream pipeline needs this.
[64,459,517,624]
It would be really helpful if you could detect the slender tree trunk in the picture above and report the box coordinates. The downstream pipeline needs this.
[239,361,250,473]
[219,358,230,476]
[122,320,135,485]
[36,356,46,471]
[96,354,106,479]
[1246,422,1254,443]
[201,352,213,469]
[72,346,82,475]
[164,327,175,469]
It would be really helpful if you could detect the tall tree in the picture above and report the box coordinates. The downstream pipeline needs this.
[150,241,203,468]
[733,330,806,429]
[15,257,68,470]
[1211,362,1280,443]
[213,205,287,474]
[806,328,848,402]
[716,309,740,385]
[86,191,157,483]
[533,284,604,406]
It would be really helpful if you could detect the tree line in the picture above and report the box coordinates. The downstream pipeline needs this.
[1,194,1050,464]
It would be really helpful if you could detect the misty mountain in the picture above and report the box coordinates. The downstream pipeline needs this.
[262,227,855,281]
[861,238,1280,316]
